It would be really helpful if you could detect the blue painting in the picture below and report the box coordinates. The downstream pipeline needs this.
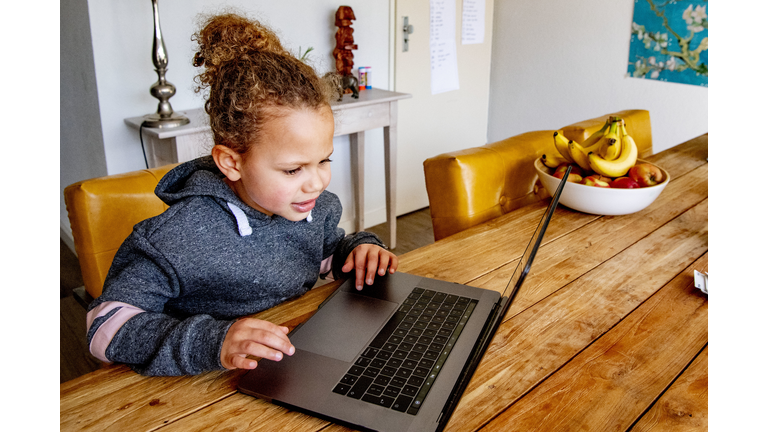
[628,0,708,87]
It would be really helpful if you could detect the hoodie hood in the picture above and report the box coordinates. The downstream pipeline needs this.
[155,156,233,206]
[154,156,274,235]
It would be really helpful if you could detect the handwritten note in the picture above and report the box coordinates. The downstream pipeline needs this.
[461,0,485,44]
[430,0,459,94]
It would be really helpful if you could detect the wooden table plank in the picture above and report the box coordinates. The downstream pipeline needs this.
[442,199,708,432]
[631,347,708,432]
[644,134,708,179]
[480,254,708,432]
[158,392,330,432]
[398,202,599,284]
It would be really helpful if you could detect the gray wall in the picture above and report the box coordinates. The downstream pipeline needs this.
[60,0,108,249]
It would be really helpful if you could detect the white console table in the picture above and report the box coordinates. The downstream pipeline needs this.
[125,88,411,248]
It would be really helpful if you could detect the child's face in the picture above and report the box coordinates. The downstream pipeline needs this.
[233,106,335,221]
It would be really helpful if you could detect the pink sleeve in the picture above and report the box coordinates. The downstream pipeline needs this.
[86,301,146,363]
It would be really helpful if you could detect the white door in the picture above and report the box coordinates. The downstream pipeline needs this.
[393,0,495,214]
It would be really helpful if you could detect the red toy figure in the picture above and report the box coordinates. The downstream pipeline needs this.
[332,6,359,98]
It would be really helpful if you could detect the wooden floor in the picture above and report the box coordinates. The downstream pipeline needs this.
[59,207,435,383]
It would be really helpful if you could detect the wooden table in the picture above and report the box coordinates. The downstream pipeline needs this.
[61,134,708,431]
[125,88,411,248]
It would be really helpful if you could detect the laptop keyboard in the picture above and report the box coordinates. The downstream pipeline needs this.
[332,287,477,415]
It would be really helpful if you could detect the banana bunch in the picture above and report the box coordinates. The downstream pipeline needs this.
[541,116,638,178]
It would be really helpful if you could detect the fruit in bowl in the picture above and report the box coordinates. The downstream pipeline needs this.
[537,116,670,214]
[628,163,664,187]
[533,159,670,215]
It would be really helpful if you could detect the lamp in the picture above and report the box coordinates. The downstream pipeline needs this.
[142,0,189,128]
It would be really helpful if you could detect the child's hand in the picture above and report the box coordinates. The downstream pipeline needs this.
[342,244,399,290]
[220,318,295,370]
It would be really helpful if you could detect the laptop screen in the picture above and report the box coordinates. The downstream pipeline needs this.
[500,165,570,304]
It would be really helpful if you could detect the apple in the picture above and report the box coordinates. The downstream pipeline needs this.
[553,164,584,180]
[581,175,611,188]
[610,177,641,189]
[628,163,663,187]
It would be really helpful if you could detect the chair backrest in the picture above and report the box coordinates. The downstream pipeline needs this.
[423,110,653,241]
[423,130,552,241]
[64,164,178,299]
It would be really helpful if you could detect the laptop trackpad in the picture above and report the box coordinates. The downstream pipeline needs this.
[289,291,398,363]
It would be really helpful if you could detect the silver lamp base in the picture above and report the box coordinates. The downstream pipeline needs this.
[142,112,190,129]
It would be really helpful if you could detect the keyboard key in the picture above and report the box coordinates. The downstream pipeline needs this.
[374,376,391,386]
[407,351,423,361]
[355,357,371,367]
[347,376,373,399]
[340,374,358,385]
[362,347,379,358]
[402,359,418,369]
[381,366,398,377]
[384,386,400,398]
[368,384,385,396]
[407,376,424,387]
[371,359,386,369]
[418,359,435,369]
[386,358,403,368]
[333,383,351,395]
[392,395,413,412]
[348,365,365,376]
[395,368,412,379]
[382,342,399,352]
[392,350,408,360]
[401,385,418,397]
[363,367,380,378]
[413,367,429,378]
[362,393,395,408]
[390,376,406,388]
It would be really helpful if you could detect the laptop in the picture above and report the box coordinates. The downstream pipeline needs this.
[238,167,572,431]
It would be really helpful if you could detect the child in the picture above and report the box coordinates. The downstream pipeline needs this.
[85,13,398,376]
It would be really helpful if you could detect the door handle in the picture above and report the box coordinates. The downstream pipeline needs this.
[403,16,414,52]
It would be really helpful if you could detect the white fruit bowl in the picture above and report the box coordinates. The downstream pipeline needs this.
[534,159,671,216]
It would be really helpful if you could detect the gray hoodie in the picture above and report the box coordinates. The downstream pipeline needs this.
[86,156,383,376]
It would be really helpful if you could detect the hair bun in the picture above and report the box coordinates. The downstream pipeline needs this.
[193,13,288,70]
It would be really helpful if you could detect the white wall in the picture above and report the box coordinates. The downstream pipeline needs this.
[487,0,707,151]
[61,0,391,239]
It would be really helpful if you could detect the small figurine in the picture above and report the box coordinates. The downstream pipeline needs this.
[332,6,359,99]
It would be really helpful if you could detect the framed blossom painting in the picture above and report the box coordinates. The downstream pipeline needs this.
[627,0,708,87]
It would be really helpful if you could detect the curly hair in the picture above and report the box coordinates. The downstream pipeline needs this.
[192,13,337,154]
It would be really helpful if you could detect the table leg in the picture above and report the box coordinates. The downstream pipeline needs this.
[384,102,397,249]
[350,132,365,233]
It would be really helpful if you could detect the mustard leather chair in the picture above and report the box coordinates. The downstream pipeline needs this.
[423,110,652,241]
[64,164,178,304]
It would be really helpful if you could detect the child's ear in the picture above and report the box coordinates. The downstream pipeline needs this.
[212,145,243,182]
